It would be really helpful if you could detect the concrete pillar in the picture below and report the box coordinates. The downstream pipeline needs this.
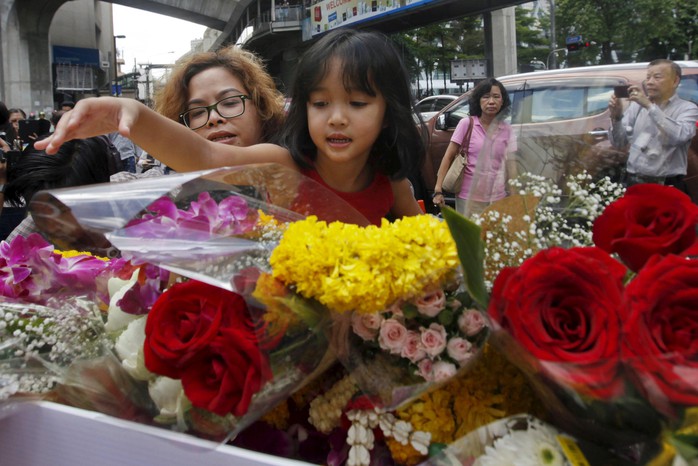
[0,0,67,113]
[483,7,517,78]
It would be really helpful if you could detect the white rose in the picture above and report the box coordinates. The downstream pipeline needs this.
[105,268,141,333]
[114,316,152,381]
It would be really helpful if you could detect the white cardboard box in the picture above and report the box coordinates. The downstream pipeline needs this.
[0,401,312,466]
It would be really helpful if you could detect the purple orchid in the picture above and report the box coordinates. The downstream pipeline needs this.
[123,193,259,240]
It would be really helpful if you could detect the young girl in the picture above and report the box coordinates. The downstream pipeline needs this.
[37,29,425,225]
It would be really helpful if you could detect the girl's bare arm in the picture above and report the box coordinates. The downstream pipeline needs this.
[35,97,294,172]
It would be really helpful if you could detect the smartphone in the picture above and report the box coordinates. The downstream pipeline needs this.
[18,119,50,142]
[613,85,630,98]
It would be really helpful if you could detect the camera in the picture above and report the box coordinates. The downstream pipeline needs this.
[613,85,630,98]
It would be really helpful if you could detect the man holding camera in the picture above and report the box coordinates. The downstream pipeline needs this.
[608,58,698,190]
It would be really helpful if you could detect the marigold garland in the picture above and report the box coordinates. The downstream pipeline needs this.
[393,344,544,447]
[269,216,459,314]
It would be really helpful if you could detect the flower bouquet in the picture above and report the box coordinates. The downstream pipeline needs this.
[449,183,698,463]
[3,164,385,442]
[264,213,490,410]
[0,233,169,420]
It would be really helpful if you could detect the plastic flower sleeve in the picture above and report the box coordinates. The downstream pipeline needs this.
[29,163,369,291]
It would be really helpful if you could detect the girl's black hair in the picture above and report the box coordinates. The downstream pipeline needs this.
[468,78,511,118]
[5,137,118,206]
[281,28,425,180]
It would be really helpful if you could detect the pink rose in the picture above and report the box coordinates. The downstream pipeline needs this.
[401,330,427,363]
[351,312,384,341]
[416,358,434,381]
[446,337,474,365]
[420,323,447,357]
[378,318,408,355]
[458,309,487,337]
[431,361,457,383]
[414,289,446,318]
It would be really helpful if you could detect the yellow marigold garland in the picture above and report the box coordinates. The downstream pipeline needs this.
[393,344,545,449]
[269,215,459,314]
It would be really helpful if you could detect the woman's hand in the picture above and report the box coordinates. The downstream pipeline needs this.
[34,97,143,154]
[432,192,445,207]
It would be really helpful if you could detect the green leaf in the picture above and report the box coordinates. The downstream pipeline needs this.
[442,206,489,309]
[670,434,698,461]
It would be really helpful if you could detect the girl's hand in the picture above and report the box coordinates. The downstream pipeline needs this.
[34,97,142,154]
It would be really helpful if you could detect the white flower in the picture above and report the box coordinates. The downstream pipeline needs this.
[104,268,141,333]
[409,430,431,455]
[475,419,566,466]
[347,444,371,466]
[114,316,151,381]
[149,376,186,423]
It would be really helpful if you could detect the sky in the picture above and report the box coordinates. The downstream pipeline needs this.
[112,5,207,75]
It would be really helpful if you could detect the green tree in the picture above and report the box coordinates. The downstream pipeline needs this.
[555,0,697,65]
[515,5,550,70]
[397,17,484,96]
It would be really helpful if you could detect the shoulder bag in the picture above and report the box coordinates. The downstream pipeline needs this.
[442,116,474,194]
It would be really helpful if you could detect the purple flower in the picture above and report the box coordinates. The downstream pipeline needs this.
[122,193,258,240]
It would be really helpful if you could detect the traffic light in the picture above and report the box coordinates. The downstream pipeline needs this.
[566,35,591,52]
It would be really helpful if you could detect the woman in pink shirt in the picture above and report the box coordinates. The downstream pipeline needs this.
[433,78,517,216]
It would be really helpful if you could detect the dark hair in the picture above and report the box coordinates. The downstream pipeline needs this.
[468,78,511,118]
[5,136,118,206]
[8,108,26,119]
[0,102,9,126]
[648,58,682,79]
[60,100,75,109]
[281,28,425,180]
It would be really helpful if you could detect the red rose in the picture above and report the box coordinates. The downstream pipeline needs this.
[144,280,255,378]
[593,184,698,272]
[489,246,626,399]
[181,328,271,417]
[622,254,698,409]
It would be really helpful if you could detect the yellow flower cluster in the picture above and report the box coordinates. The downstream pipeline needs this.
[55,249,109,261]
[385,437,426,466]
[394,345,544,446]
[269,215,459,314]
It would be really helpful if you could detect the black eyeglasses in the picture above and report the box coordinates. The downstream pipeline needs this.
[179,95,250,130]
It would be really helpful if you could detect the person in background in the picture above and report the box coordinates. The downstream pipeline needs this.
[8,108,26,142]
[0,102,11,152]
[609,59,698,191]
[38,29,425,225]
[108,131,141,173]
[3,135,123,241]
[433,78,518,216]
[60,101,75,111]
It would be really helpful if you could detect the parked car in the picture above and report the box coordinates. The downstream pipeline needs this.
[420,61,698,203]
[413,94,458,122]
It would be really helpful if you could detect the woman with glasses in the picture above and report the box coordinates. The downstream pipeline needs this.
[155,45,286,148]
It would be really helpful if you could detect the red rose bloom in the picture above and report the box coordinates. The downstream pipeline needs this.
[489,246,626,399]
[182,328,271,417]
[622,254,698,408]
[144,280,255,378]
[593,184,698,272]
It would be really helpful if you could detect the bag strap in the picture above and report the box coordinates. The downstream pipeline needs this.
[461,116,474,157]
